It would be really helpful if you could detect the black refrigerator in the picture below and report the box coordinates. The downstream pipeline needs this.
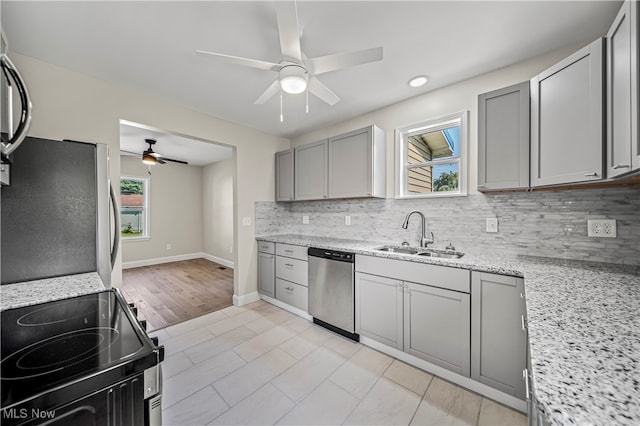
[1,136,117,286]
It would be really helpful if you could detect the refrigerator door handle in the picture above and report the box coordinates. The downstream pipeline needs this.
[1,54,32,156]
[110,182,120,268]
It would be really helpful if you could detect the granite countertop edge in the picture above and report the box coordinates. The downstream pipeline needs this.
[257,234,640,426]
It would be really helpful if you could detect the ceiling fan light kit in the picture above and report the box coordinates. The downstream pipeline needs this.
[142,151,156,165]
[279,64,308,94]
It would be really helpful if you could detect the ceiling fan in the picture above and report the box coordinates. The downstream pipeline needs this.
[195,1,383,109]
[121,139,188,166]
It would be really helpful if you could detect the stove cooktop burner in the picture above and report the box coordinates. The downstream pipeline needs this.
[1,327,119,380]
[17,298,108,326]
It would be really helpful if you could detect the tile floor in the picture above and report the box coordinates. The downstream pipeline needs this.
[151,300,527,426]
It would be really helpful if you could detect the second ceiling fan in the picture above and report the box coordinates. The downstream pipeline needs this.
[121,139,188,166]
[196,1,383,108]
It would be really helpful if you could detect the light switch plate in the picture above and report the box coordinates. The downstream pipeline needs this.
[486,218,498,233]
[587,219,616,238]
[302,215,309,224]
[242,217,252,226]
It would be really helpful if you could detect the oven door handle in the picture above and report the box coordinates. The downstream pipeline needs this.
[1,54,32,157]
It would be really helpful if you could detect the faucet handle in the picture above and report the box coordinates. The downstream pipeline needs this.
[421,232,435,247]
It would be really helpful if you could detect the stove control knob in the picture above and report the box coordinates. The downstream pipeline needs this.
[151,336,159,346]
[158,345,165,363]
[139,319,147,331]
[127,302,138,316]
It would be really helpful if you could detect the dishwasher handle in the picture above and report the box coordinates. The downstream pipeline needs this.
[308,247,355,263]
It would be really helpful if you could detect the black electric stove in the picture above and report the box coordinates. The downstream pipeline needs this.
[0,289,163,426]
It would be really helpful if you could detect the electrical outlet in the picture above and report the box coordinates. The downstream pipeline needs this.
[587,219,616,238]
[345,215,351,226]
[485,218,498,233]
[166,243,172,250]
[242,217,252,226]
[302,215,309,224]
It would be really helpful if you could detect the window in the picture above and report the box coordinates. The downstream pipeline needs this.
[396,111,467,198]
[120,176,149,239]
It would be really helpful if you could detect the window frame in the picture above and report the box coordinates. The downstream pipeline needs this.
[120,175,150,241]
[395,110,468,199]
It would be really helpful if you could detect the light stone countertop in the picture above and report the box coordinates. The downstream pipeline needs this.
[0,272,107,311]
[257,234,640,426]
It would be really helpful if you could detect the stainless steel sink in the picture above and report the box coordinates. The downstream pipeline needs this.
[417,249,465,259]
[374,246,421,255]
[374,246,464,259]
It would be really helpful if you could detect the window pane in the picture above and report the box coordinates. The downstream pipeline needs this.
[433,163,459,192]
[120,178,147,237]
[407,162,459,194]
[407,125,460,165]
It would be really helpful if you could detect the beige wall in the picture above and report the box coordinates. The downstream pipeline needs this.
[120,156,204,264]
[203,157,235,264]
[11,53,289,299]
[290,44,586,198]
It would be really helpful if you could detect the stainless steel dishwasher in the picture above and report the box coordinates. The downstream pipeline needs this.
[307,247,359,341]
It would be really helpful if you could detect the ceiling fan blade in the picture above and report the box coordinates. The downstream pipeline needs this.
[161,157,188,165]
[254,79,281,104]
[156,158,167,164]
[308,76,340,106]
[275,1,302,62]
[195,50,280,72]
[308,46,383,75]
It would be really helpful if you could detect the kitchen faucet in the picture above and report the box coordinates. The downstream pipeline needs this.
[402,210,434,248]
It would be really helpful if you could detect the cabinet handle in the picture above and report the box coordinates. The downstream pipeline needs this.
[286,286,294,291]
[284,263,294,267]
[520,292,524,299]
[584,172,598,177]
[523,369,530,400]
[284,249,293,253]
[477,184,486,188]
[612,164,630,169]
[521,315,527,331]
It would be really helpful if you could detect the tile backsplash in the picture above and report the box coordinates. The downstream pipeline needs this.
[256,187,640,266]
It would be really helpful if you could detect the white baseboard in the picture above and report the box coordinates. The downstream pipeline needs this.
[122,252,234,270]
[201,253,234,269]
[259,294,313,321]
[233,291,260,306]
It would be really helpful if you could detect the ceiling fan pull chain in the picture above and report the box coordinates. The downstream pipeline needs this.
[280,90,284,123]
[306,89,309,113]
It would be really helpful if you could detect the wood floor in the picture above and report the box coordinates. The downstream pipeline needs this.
[121,258,234,332]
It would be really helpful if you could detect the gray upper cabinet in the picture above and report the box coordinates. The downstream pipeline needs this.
[530,38,604,187]
[477,82,530,191]
[275,149,295,202]
[328,125,386,199]
[471,272,526,400]
[607,0,639,177]
[294,140,328,200]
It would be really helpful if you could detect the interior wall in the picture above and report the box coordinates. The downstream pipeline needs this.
[10,53,290,298]
[203,157,235,265]
[120,156,203,264]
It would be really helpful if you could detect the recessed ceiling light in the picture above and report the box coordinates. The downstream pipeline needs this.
[408,75,428,88]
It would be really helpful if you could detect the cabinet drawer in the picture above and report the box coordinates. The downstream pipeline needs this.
[276,243,308,261]
[276,278,308,312]
[257,241,275,254]
[355,255,470,293]
[276,256,308,286]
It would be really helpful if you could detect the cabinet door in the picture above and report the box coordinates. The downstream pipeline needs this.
[257,252,275,297]
[530,38,604,186]
[294,140,328,200]
[328,127,372,198]
[471,272,527,399]
[275,149,295,201]
[608,1,638,177]
[478,82,530,191]
[404,282,471,376]
[355,272,403,350]
[633,0,640,171]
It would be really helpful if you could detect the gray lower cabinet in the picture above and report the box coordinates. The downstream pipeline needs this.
[257,251,275,297]
[404,282,471,377]
[471,272,527,400]
[530,38,604,186]
[355,255,471,377]
[477,81,530,191]
[274,243,309,313]
[294,140,328,200]
[275,149,295,201]
[355,272,403,349]
[275,278,308,312]
[607,0,639,177]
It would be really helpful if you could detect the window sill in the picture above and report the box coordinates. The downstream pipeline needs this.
[395,191,467,200]
[122,236,151,242]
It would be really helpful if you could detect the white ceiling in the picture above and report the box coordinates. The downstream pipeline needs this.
[3,1,622,139]
[119,121,233,167]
